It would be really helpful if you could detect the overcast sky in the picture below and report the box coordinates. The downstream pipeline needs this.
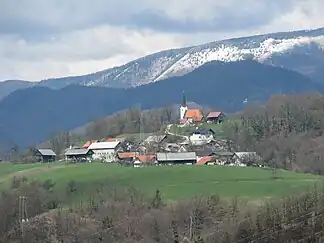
[1,0,324,81]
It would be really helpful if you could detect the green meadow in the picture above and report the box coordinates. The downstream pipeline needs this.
[0,162,321,202]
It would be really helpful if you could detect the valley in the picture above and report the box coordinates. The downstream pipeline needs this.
[1,26,324,242]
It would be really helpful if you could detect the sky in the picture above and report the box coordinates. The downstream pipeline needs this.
[0,0,324,81]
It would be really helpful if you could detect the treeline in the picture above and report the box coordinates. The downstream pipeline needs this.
[2,178,324,242]
[224,93,324,173]
[84,106,178,140]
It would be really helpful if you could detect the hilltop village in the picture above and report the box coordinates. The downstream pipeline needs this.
[36,93,261,167]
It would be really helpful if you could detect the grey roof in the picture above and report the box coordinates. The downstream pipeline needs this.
[194,149,215,157]
[157,152,196,161]
[64,146,81,153]
[145,135,167,143]
[88,141,120,150]
[65,148,91,156]
[214,151,235,156]
[37,149,56,156]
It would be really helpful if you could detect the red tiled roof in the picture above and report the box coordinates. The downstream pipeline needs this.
[196,156,214,165]
[136,155,156,163]
[118,152,137,159]
[83,140,99,148]
[206,111,222,119]
[184,109,203,122]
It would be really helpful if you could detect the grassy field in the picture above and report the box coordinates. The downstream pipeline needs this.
[0,162,321,203]
[167,115,241,138]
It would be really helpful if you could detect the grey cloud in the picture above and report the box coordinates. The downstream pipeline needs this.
[131,1,296,33]
[0,27,136,62]
[0,0,323,81]
[131,10,271,33]
[0,0,304,39]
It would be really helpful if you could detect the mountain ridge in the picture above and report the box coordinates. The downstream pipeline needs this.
[1,27,324,101]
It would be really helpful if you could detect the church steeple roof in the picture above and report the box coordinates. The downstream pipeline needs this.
[181,91,187,107]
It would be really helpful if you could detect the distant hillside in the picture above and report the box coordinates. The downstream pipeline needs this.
[0,80,33,101]
[0,60,322,148]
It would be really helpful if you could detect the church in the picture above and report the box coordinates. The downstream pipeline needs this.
[179,92,204,125]
[179,92,225,125]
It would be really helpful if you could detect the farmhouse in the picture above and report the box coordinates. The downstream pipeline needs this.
[88,141,121,162]
[35,149,56,162]
[214,151,236,165]
[196,156,215,165]
[65,148,93,162]
[156,152,197,165]
[189,129,215,145]
[133,155,156,168]
[117,152,137,163]
[164,143,187,152]
[206,111,225,124]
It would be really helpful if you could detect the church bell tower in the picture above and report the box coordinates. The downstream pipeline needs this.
[180,91,188,120]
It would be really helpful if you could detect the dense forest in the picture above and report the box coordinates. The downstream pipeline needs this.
[225,92,324,174]
[1,177,324,242]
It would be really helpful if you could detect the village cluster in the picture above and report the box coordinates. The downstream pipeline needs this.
[35,93,261,167]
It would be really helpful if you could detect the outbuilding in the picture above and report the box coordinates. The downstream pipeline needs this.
[65,148,94,162]
[35,149,56,162]
[156,152,197,165]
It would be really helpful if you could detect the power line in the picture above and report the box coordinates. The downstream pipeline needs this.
[18,196,28,242]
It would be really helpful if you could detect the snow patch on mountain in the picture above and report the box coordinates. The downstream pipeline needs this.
[155,36,324,81]
[31,28,324,90]
[84,52,186,88]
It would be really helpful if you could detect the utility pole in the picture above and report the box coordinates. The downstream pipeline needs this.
[139,106,144,155]
[189,213,193,240]
[18,196,28,242]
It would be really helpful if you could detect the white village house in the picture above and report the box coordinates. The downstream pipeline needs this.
[189,129,215,146]
[88,141,122,162]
